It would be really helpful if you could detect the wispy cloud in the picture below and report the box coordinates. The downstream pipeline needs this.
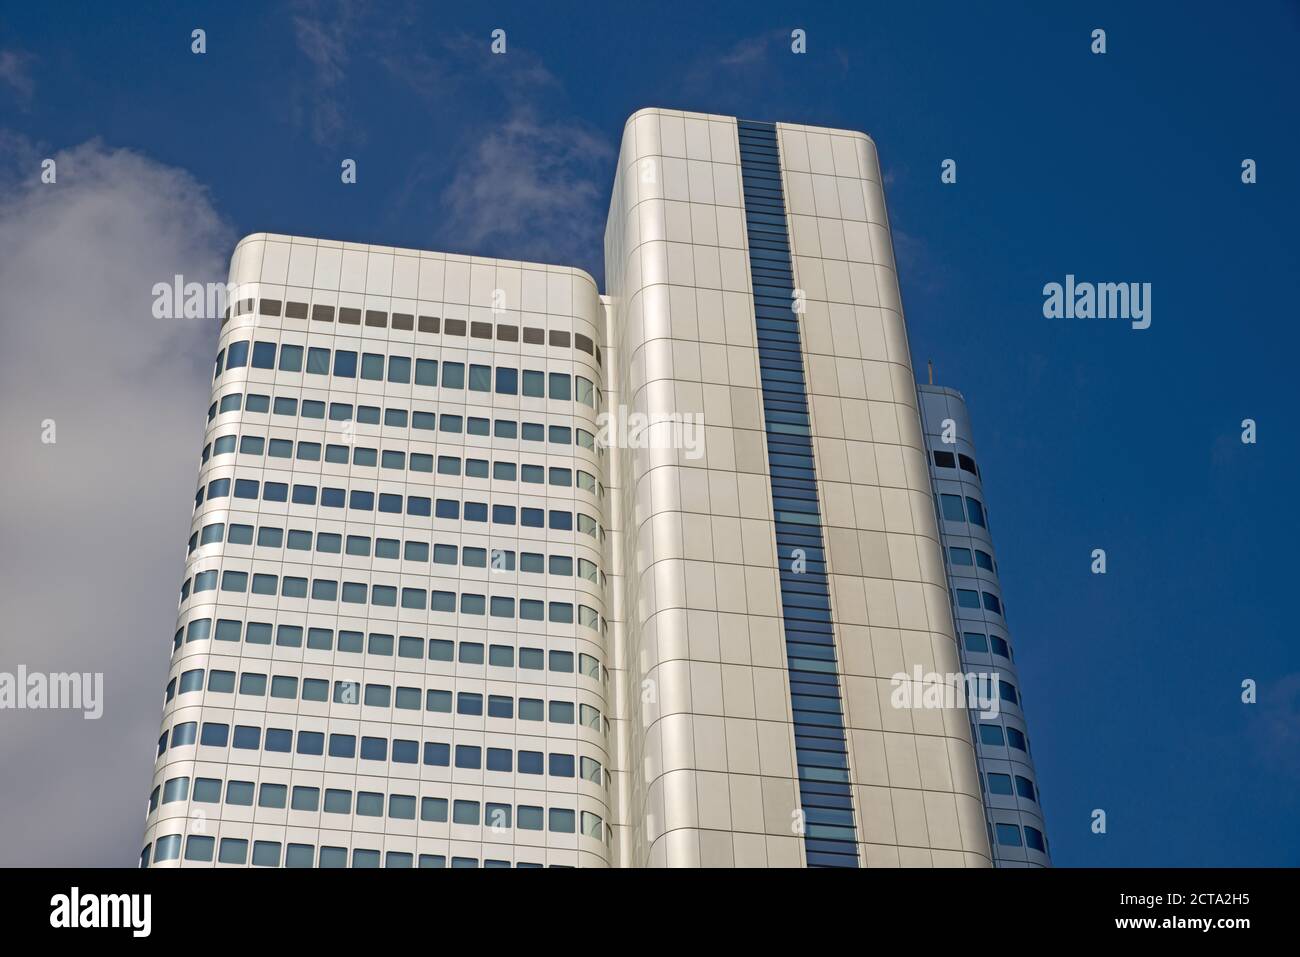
[892,225,944,296]
[377,30,612,275]
[0,49,36,104]
[438,107,612,272]
[290,0,361,145]
[678,31,784,104]
[719,34,771,67]
[1256,672,1300,777]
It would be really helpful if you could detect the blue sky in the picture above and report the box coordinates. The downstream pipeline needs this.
[1,1,1297,866]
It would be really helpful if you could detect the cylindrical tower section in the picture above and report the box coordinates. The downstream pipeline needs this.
[917,384,1051,867]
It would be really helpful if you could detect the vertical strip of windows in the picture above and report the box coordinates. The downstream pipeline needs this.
[737,120,859,868]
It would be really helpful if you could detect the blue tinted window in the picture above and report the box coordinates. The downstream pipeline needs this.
[1025,826,1046,852]
[548,808,576,833]
[518,751,543,775]
[251,341,276,369]
[388,355,411,383]
[333,350,357,377]
[978,724,1004,746]
[549,753,575,777]
[414,358,437,386]
[987,773,1013,795]
[278,344,302,372]
[225,780,254,806]
[199,723,228,747]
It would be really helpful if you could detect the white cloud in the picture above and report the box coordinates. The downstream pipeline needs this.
[0,137,232,865]
[438,110,611,275]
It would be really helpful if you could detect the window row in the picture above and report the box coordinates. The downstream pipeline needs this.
[193,479,603,538]
[948,545,994,572]
[953,587,1003,617]
[147,804,600,868]
[939,493,987,529]
[146,834,563,868]
[961,676,1020,707]
[216,344,599,408]
[171,618,603,671]
[204,394,600,453]
[962,631,1013,661]
[186,523,601,586]
[976,722,1031,753]
[164,670,605,731]
[202,434,602,496]
[156,720,604,768]
[993,822,1047,854]
[985,771,1038,803]
[932,448,979,477]
[179,572,606,631]
[149,778,604,837]
[223,296,602,366]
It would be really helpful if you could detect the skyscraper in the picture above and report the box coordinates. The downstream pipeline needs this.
[143,248,614,869]
[141,108,1041,868]
[917,385,1051,866]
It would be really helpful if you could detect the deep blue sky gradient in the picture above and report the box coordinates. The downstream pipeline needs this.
[3,1,1297,865]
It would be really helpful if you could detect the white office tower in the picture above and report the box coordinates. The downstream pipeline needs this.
[917,385,1051,866]
[143,108,1017,868]
[142,244,615,869]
